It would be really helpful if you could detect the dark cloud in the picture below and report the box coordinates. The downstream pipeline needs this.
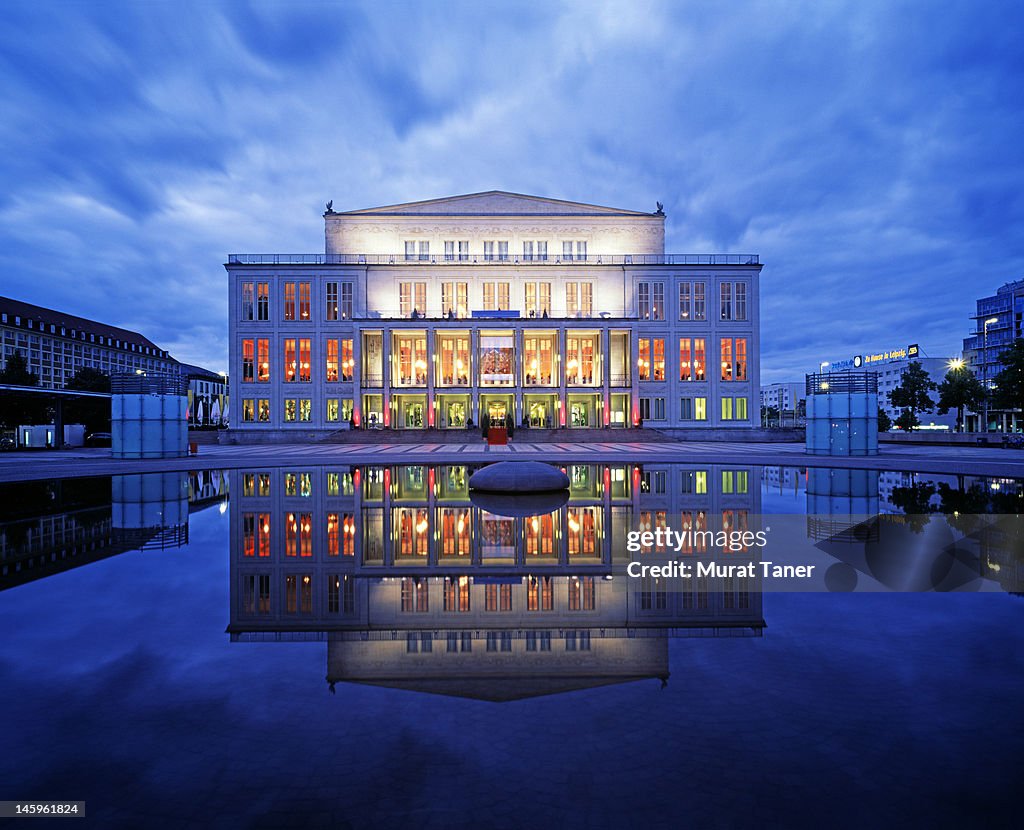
[0,0,1022,376]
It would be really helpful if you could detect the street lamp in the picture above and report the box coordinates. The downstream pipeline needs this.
[982,316,999,432]
[947,358,964,372]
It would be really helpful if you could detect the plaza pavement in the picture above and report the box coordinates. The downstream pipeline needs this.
[2,439,1024,482]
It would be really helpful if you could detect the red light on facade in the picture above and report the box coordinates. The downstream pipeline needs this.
[353,408,361,427]
[383,407,390,427]
[632,466,641,490]
[384,467,391,492]
[560,406,566,427]
[632,407,640,426]
[428,408,434,427]
[603,400,610,426]
[603,466,610,493]
[428,467,435,492]
[353,468,361,489]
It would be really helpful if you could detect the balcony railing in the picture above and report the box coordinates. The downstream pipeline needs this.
[227,253,760,266]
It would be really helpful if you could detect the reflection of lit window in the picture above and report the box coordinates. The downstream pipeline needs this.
[568,576,595,610]
[401,578,429,612]
[443,576,471,611]
[485,584,513,611]
[527,576,553,611]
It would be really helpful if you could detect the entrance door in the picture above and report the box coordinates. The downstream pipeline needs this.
[447,401,466,428]
[404,402,424,428]
[487,400,507,421]
[529,401,547,427]
[570,401,589,427]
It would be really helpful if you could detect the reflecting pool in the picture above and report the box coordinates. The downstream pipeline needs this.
[0,464,1020,828]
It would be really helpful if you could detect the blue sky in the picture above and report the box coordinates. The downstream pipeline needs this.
[1,0,1022,381]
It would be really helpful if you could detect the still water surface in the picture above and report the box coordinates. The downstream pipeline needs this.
[0,463,1020,828]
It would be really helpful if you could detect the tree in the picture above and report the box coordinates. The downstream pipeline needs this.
[936,365,985,432]
[877,408,892,433]
[991,338,1024,414]
[761,405,779,427]
[0,352,38,387]
[888,361,937,430]
[0,352,45,429]
[65,368,111,435]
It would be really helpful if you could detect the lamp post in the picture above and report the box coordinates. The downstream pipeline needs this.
[947,357,965,432]
[982,316,999,432]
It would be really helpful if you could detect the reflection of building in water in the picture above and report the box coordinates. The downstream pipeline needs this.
[807,469,1023,592]
[761,465,805,495]
[228,463,765,700]
[0,471,221,591]
[805,468,880,542]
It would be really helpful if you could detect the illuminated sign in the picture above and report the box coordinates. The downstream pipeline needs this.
[821,344,919,370]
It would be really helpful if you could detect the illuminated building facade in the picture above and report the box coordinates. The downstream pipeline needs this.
[225,192,761,436]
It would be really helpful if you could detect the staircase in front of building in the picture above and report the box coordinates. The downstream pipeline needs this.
[319,427,668,444]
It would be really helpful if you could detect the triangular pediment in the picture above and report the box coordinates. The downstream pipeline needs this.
[337,190,654,217]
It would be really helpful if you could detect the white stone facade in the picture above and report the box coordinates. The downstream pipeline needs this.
[225,191,762,435]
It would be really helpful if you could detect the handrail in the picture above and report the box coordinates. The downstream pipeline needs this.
[227,253,760,266]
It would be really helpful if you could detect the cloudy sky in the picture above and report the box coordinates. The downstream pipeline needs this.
[2,0,1022,380]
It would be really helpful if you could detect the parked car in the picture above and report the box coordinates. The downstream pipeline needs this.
[85,432,112,447]
[0,435,15,451]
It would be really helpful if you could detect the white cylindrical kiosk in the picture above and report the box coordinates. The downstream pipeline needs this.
[111,372,188,459]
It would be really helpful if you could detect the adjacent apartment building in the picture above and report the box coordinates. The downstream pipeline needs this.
[0,295,177,388]
[225,191,761,437]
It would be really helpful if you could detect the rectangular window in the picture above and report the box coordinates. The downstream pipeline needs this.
[284,399,296,422]
[652,398,666,420]
[523,241,533,261]
[640,338,665,382]
[326,282,338,321]
[405,241,416,261]
[284,339,297,382]
[736,397,748,421]
[242,399,255,421]
[257,283,269,320]
[498,241,508,261]
[484,240,495,261]
[637,282,664,319]
[568,577,596,611]
[482,282,510,311]
[679,397,692,420]
[694,282,706,320]
[679,338,692,382]
[341,282,353,319]
[442,282,468,317]
[722,397,734,420]
[735,282,747,320]
[242,340,255,382]
[283,282,296,321]
[721,282,733,321]
[565,282,593,317]
[485,584,513,611]
[678,282,691,320]
[258,399,270,422]
[694,397,707,421]
[562,241,574,261]
[576,241,587,261]
[527,576,553,611]
[419,241,429,261]
[720,338,747,381]
[401,578,430,612]
[326,339,339,382]
[341,339,354,381]
[298,339,311,382]
[443,576,471,612]
[524,282,551,317]
[299,399,311,422]
[242,282,255,320]
[444,240,455,262]
[257,339,269,382]
[326,398,339,422]
[537,241,547,261]
[399,282,427,317]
